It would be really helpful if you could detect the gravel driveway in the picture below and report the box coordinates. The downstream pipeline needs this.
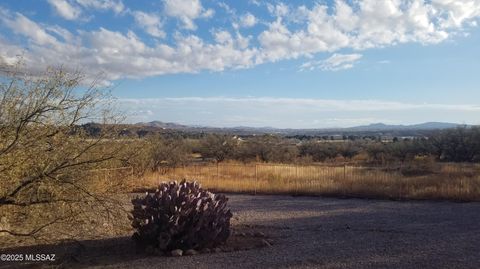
[94,194,480,269]
[3,195,479,269]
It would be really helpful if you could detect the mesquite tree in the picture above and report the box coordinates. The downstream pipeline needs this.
[0,63,126,240]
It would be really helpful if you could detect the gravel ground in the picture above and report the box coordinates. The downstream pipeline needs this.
[2,195,479,269]
[96,195,480,269]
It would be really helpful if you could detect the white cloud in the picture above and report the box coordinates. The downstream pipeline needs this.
[47,0,82,20]
[301,53,363,71]
[202,8,215,19]
[257,0,479,63]
[117,97,480,128]
[239,13,257,28]
[0,8,258,83]
[47,0,125,21]
[432,0,480,28]
[219,4,257,30]
[267,3,289,18]
[46,25,76,43]
[163,0,213,30]
[132,11,165,38]
[75,0,125,14]
[0,39,23,65]
[2,12,58,46]
[249,0,261,7]
[2,1,480,82]
[119,97,480,113]
[218,2,235,15]
[213,30,232,44]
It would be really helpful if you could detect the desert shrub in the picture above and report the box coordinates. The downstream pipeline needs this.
[131,180,232,252]
[148,135,191,169]
[270,144,299,163]
[299,141,342,162]
[118,136,192,176]
[430,126,480,162]
[366,143,388,164]
[198,134,237,162]
[0,64,127,240]
[337,142,361,159]
[351,152,370,163]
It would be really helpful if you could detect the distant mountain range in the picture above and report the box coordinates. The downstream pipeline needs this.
[345,122,463,131]
[135,121,467,135]
[137,121,189,129]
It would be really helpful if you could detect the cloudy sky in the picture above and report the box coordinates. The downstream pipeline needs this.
[1,0,480,128]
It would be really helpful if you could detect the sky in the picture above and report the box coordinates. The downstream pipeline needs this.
[1,0,480,128]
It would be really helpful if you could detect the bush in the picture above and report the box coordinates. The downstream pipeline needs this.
[131,180,233,252]
[198,134,237,162]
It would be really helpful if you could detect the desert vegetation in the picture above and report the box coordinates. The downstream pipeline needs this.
[139,162,480,201]
[1,64,480,266]
[0,64,135,245]
[120,128,480,202]
[108,128,480,176]
[131,180,232,256]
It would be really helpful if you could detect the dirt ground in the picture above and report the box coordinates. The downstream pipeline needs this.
[1,194,480,269]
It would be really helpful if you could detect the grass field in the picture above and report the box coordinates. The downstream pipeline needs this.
[138,162,480,201]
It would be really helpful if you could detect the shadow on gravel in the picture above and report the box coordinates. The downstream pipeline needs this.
[0,236,145,269]
[227,195,480,269]
[0,231,271,268]
[2,195,480,269]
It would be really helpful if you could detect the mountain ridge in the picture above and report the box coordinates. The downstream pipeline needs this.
[136,121,466,132]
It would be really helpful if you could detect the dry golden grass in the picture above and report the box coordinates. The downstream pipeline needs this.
[136,162,480,201]
[88,167,135,193]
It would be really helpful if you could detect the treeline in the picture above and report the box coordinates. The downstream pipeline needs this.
[122,126,480,175]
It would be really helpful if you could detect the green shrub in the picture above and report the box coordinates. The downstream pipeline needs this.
[131,180,232,251]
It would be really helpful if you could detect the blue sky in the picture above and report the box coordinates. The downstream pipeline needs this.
[1,0,480,128]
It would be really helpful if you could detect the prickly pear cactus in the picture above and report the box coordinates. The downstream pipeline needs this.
[131,180,233,251]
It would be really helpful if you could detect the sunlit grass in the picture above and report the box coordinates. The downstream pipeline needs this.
[138,162,480,201]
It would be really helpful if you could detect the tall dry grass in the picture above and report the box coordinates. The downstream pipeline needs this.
[137,162,480,201]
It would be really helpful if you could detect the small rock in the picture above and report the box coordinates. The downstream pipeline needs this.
[213,247,222,253]
[261,239,272,247]
[253,231,265,238]
[201,248,211,254]
[171,249,183,257]
[184,249,198,256]
[239,232,247,237]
